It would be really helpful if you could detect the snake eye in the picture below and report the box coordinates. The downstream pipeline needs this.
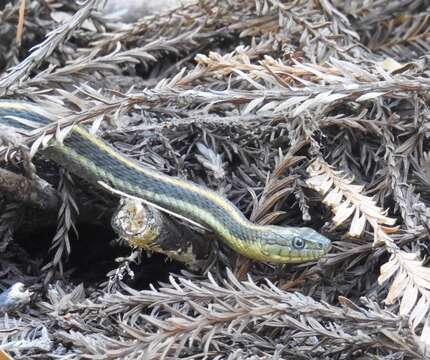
[293,237,305,249]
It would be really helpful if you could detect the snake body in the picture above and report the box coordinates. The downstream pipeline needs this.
[0,100,331,263]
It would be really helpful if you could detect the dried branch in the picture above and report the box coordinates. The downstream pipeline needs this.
[0,0,104,95]
[53,271,425,358]
[1,0,430,358]
[0,168,58,210]
[307,157,430,346]
[41,170,79,284]
[306,158,396,240]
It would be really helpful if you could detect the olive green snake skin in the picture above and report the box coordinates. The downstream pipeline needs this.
[0,100,331,263]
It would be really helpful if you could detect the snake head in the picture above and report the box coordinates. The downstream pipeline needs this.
[259,226,331,263]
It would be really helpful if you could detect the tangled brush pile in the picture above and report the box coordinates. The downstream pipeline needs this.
[0,0,430,358]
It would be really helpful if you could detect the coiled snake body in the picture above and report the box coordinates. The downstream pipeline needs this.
[0,100,331,263]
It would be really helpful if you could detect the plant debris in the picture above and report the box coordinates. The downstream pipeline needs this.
[0,0,430,358]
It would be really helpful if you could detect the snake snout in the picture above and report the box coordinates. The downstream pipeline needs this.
[301,227,331,253]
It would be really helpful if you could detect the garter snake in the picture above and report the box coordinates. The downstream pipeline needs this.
[0,100,331,263]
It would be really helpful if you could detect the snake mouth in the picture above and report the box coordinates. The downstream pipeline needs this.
[298,248,330,262]
[260,247,331,264]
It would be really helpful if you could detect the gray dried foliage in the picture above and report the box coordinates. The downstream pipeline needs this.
[41,169,79,285]
[0,0,429,358]
[0,202,21,252]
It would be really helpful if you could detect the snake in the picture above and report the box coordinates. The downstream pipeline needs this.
[0,100,331,263]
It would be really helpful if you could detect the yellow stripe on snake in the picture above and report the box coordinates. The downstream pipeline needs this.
[0,100,331,263]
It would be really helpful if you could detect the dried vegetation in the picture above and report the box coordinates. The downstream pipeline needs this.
[0,0,430,358]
